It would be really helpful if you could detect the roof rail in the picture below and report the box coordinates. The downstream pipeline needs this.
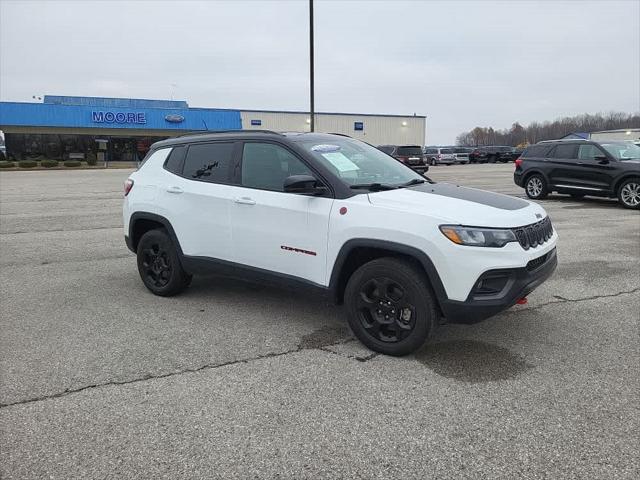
[538,138,585,143]
[177,129,283,138]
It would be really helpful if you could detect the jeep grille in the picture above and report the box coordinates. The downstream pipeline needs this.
[512,217,553,250]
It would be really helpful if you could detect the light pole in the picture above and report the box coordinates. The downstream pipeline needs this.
[309,0,315,132]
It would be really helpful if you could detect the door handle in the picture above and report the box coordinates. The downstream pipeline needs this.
[234,197,256,205]
[166,186,184,194]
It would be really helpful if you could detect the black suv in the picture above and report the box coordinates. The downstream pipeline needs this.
[377,145,428,173]
[514,140,640,209]
[469,146,515,163]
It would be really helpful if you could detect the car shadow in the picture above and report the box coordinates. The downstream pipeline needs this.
[184,274,540,381]
[414,338,533,383]
[184,274,352,345]
[543,194,622,209]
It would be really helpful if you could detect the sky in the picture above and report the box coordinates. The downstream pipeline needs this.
[0,0,638,144]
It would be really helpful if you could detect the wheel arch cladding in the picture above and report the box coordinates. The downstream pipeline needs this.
[329,239,447,312]
[129,212,183,254]
[614,175,640,196]
[523,169,548,186]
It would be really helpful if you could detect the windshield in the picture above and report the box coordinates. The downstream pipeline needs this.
[298,137,424,187]
[600,142,640,161]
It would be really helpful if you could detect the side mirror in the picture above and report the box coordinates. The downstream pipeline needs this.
[283,175,328,196]
[595,155,609,164]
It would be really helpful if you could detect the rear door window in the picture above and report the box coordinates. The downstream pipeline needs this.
[183,142,235,183]
[551,144,578,160]
[440,148,453,154]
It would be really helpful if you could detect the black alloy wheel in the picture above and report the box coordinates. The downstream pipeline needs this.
[356,276,416,343]
[137,229,191,296]
[141,243,172,288]
[344,258,437,356]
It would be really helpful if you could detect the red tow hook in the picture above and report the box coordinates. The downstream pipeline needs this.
[516,297,528,305]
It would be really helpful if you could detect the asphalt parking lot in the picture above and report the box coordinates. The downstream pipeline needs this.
[1,164,638,479]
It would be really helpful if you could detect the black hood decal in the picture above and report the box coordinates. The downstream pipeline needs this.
[408,182,529,210]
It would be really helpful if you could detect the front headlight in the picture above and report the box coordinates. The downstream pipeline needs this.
[439,225,517,247]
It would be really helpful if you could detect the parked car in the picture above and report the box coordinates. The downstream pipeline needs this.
[124,130,557,355]
[377,145,428,173]
[452,147,471,164]
[514,139,640,209]
[485,146,517,163]
[423,147,455,166]
[469,147,488,164]
[469,146,517,163]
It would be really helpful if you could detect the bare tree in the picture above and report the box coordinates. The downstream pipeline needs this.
[456,111,640,146]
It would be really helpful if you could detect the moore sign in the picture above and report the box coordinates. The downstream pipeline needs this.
[91,111,147,124]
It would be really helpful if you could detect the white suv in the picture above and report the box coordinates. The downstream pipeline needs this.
[124,131,557,355]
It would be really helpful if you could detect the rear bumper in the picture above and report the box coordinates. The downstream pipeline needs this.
[514,172,524,187]
[440,248,557,324]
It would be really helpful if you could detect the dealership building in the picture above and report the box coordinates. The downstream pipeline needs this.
[0,95,426,161]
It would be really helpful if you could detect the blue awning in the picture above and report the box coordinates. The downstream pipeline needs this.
[0,98,241,132]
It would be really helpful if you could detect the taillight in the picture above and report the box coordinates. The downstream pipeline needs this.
[124,179,134,196]
[515,158,523,168]
[397,156,408,163]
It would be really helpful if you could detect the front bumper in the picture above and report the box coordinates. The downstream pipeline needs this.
[440,247,557,324]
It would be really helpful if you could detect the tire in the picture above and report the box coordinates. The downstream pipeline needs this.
[344,257,438,356]
[617,178,640,210]
[136,229,192,296]
[525,173,548,200]
[430,159,437,166]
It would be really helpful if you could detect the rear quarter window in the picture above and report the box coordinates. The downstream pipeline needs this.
[164,145,187,175]
[522,145,551,158]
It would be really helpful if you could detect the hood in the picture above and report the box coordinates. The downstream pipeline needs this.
[367,182,547,227]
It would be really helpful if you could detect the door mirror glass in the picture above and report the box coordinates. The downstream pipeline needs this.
[595,155,609,163]
[283,175,327,195]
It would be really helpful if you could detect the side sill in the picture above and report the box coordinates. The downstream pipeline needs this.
[180,255,330,299]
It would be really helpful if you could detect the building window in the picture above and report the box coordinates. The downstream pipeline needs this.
[354,122,364,131]
[251,119,262,126]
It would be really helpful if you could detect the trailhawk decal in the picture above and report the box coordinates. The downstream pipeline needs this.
[281,245,317,256]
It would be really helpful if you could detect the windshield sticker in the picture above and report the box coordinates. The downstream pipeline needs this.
[321,152,360,172]
[311,144,341,153]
